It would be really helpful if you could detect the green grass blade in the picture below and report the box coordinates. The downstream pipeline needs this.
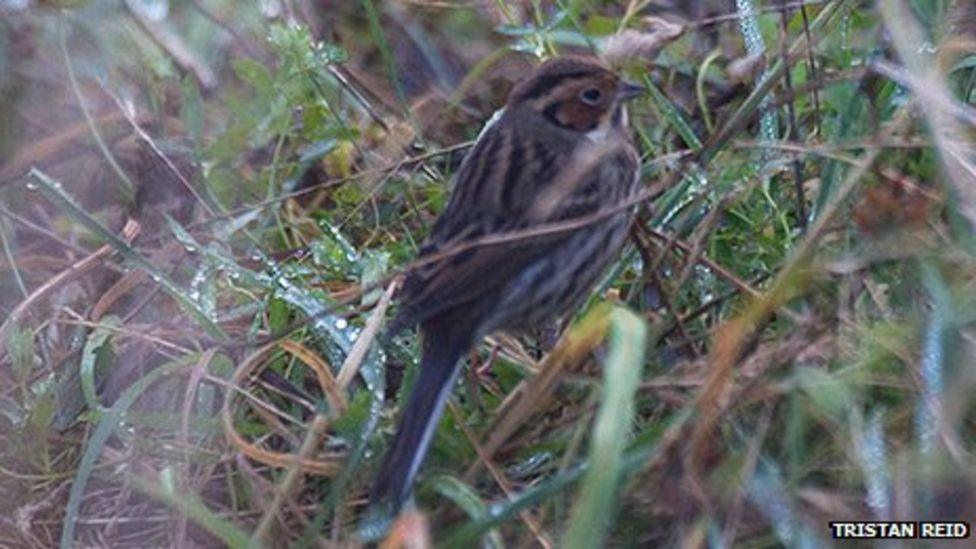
[360,0,407,113]
[642,76,702,150]
[60,359,190,548]
[431,475,504,549]
[438,408,691,547]
[28,169,227,341]
[699,0,855,164]
[130,472,259,549]
[564,307,646,549]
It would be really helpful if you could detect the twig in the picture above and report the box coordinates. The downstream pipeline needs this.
[336,280,399,389]
[448,401,553,548]
[252,414,331,543]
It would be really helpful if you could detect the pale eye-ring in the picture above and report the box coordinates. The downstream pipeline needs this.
[579,87,603,106]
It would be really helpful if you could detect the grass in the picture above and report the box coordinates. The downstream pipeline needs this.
[1,0,975,547]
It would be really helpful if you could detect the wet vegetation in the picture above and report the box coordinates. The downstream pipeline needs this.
[1,0,975,546]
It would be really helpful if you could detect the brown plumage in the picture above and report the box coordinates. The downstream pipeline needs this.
[371,55,644,512]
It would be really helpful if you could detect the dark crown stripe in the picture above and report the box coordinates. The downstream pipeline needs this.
[516,70,592,101]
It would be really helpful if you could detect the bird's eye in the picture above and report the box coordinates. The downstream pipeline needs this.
[579,87,603,105]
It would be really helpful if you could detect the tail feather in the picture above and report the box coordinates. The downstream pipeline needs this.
[370,333,467,510]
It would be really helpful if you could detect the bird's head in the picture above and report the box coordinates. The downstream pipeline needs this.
[507,55,644,136]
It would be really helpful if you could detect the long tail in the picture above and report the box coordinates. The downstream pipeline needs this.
[370,331,467,511]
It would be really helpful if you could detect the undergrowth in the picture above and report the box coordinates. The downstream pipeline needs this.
[1,0,974,547]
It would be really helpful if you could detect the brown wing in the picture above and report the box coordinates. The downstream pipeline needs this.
[391,218,557,333]
[390,111,634,334]
[391,112,564,332]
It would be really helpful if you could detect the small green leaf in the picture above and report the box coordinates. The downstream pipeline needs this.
[360,249,389,306]
[232,58,273,98]
[795,366,853,420]
[79,316,120,416]
[585,15,618,36]
[267,297,290,335]
[6,323,34,385]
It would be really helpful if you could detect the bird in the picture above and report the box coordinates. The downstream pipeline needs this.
[371,55,644,513]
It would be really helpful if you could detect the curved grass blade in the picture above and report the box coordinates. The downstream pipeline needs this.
[60,358,192,548]
[129,472,259,549]
[430,475,503,549]
[564,307,646,549]
[78,316,120,416]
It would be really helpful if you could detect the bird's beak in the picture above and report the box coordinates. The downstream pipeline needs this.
[616,80,646,101]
